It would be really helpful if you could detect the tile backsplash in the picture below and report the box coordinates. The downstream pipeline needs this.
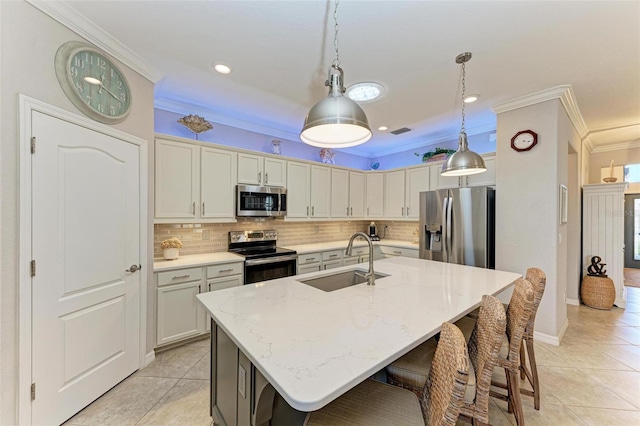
[154,219,418,258]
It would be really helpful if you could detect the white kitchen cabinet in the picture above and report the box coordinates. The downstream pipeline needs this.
[349,171,365,218]
[331,169,365,218]
[286,161,311,218]
[155,138,236,222]
[297,252,322,275]
[429,155,496,190]
[238,153,286,187]
[330,168,349,218]
[156,267,204,346]
[310,165,331,218]
[286,162,330,219]
[365,173,384,218]
[156,261,243,346]
[201,147,237,219]
[155,139,199,219]
[322,259,343,270]
[384,167,429,219]
[377,246,419,258]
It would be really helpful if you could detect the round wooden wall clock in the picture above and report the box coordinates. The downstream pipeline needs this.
[511,130,538,152]
[54,41,132,124]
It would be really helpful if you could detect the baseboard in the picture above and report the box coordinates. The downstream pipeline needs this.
[145,350,155,367]
[566,298,580,306]
[533,318,568,347]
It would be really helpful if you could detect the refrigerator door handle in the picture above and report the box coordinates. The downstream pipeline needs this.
[446,196,453,263]
[442,197,449,262]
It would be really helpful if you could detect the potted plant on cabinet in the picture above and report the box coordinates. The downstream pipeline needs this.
[161,237,183,260]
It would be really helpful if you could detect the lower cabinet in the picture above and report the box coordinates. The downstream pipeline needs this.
[156,261,243,347]
[377,246,418,259]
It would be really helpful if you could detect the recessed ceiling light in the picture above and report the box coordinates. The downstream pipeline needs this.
[213,63,232,74]
[346,82,385,103]
[463,94,479,103]
[378,126,388,131]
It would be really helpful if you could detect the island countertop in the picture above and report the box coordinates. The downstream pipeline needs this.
[197,257,520,412]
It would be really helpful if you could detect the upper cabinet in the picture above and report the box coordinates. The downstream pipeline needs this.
[429,154,496,190]
[286,162,331,219]
[237,153,286,187]
[384,167,430,219]
[155,138,236,223]
[330,169,365,218]
[365,173,384,218]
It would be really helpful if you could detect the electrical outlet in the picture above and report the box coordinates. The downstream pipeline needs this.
[202,230,210,240]
[238,365,246,398]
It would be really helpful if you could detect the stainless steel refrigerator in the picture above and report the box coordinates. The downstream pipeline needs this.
[419,186,495,268]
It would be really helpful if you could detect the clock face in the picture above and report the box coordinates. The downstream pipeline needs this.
[55,41,132,124]
[511,130,538,152]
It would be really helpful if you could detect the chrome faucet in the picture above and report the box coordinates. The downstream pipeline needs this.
[346,232,376,286]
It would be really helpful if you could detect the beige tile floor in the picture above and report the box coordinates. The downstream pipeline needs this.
[66,287,640,425]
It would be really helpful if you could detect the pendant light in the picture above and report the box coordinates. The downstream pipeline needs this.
[441,52,487,176]
[300,0,372,148]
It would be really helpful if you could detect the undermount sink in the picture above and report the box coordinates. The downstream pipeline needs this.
[298,269,389,292]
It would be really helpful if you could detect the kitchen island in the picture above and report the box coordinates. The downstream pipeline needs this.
[197,256,521,425]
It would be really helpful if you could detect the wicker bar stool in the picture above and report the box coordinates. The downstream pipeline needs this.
[489,278,534,426]
[519,267,546,410]
[305,322,469,426]
[385,296,506,426]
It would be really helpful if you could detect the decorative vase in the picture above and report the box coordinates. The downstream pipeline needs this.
[163,248,179,260]
[271,139,282,155]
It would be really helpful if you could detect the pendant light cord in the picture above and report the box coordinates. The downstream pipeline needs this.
[460,59,466,133]
[332,0,340,69]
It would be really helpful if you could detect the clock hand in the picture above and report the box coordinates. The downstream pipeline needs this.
[83,76,122,103]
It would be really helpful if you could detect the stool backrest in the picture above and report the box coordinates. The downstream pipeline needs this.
[524,267,547,339]
[505,278,535,362]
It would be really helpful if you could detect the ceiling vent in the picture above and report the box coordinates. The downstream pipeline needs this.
[390,127,412,135]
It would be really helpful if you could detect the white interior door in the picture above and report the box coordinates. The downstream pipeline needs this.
[31,111,141,425]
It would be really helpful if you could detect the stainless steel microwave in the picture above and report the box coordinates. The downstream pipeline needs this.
[236,185,287,217]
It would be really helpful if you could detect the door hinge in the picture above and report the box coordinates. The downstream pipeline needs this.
[31,383,36,400]
[31,137,36,154]
[30,260,36,277]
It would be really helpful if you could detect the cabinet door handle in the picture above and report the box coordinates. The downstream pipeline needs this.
[367,207,370,215]
[258,171,262,184]
[458,176,462,187]
[350,207,353,215]
[312,206,315,215]
[198,284,202,293]
[407,207,410,216]
[265,172,269,184]
[401,207,404,216]
[208,283,212,291]
[329,254,338,258]
[218,268,233,273]
[347,207,349,215]
[192,202,196,215]
[323,264,327,270]
[202,202,205,215]
[307,257,316,261]
[466,176,469,186]
[393,250,402,254]
[306,206,309,216]
[172,274,191,279]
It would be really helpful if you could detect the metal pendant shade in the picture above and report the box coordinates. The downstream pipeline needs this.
[300,0,372,148]
[301,66,372,148]
[441,52,487,176]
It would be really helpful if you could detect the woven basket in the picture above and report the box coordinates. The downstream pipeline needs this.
[581,275,615,309]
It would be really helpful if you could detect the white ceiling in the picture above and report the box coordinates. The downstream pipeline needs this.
[49,1,639,157]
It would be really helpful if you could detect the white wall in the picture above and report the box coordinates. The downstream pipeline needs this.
[0,2,154,423]
[495,99,568,340]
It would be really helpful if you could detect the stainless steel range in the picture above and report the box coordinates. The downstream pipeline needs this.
[229,230,297,284]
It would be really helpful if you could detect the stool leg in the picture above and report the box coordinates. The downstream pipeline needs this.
[509,369,526,426]
[527,338,540,410]
[505,367,513,414]
[520,342,527,380]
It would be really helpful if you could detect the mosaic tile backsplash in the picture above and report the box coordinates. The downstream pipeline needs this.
[154,220,418,258]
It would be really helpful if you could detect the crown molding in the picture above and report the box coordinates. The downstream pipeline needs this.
[492,85,589,139]
[27,0,162,83]
[590,139,640,153]
[582,135,595,153]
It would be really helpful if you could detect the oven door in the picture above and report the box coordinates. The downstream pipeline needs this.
[244,255,297,285]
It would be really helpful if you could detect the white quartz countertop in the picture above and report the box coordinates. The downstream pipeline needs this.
[197,257,520,412]
[153,252,243,272]
[283,239,418,254]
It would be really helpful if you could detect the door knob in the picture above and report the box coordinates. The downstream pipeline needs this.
[126,264,142,273]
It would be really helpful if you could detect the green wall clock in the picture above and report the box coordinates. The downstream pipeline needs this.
[54,41,132,124]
